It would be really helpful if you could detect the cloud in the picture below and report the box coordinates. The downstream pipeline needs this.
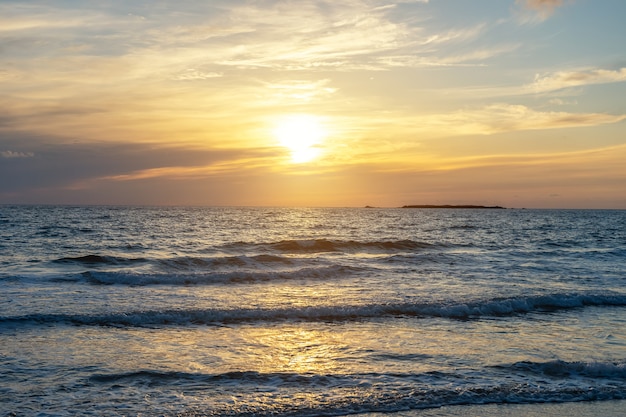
[0,69,21,82]
[131,1,495,72]
[515,0,566,22]
[1,150,34,158]
[0,0,520,149]
[433,67,626,99]
[259,143,626,208]
[173,69,224,81]
[548,98,577,106]
[419,24,486,46]
[0,131,271,196]
[426,43,520,66]
[0,13,97,32]
[209,2,416,70]
[529,67,626,93]
[264,79,337,103]
[413,104,626,135]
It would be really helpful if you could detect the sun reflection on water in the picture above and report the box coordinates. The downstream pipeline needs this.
[250,326,348,375]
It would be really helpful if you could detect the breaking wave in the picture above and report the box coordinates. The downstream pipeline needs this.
[80,264,360,286]
[3,292,625,328]
[52,253,298,269]
[222,239,438,253]
[85,362,626,416]
[90,359,626,388]
[497,359,626,379]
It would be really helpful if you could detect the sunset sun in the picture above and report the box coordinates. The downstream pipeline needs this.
[273,115,328,163]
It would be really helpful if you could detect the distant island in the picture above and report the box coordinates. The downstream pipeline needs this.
[401,204,505,209]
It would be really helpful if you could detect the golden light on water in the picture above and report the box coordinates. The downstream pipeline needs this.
[273,115,328,163]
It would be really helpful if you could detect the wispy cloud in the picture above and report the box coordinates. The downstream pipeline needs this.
[0,0,516,147]
[515,0,567,23]
[0,0,502,80]
[173,69,224,81]
[264,79,337,103]
[529,67,626,93]
[1,150,34,158]
[375,138,626,175]
[427,66,626,100]
[419,24,486,46]
[0,12,99,32]
[413,104,626,135]
[207,1,418,70]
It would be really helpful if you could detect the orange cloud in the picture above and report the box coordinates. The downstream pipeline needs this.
[515,0,566,22]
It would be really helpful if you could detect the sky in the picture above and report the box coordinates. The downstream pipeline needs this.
[1,0,625,208]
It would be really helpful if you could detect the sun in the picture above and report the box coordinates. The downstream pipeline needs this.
[273,115,327,163]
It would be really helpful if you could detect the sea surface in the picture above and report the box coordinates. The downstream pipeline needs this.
[1,205,625,416]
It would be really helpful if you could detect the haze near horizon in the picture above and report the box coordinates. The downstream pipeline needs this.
[1,0,625,208]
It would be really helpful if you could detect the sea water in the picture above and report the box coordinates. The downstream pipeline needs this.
[1,206,625,416]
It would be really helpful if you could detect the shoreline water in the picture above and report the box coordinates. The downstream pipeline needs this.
[361,400,626,416]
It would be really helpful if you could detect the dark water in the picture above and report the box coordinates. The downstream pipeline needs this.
[1,206,625,416]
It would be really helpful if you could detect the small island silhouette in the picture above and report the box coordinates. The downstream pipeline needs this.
[401,204,505,209]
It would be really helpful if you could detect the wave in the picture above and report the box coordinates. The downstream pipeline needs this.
[81,264,359,286]
[497,359,626,379]
[44,240,442,277]
[91,360,626,388]
[89,370,339,387]
[53,254,147,265]
[51,240,439,269]
[222,238,438,254]
[84,364,626,416]
[156,254,295,270]
[3,293,625,328]
[52,253,302,272]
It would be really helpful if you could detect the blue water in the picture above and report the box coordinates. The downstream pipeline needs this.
[1,206,625,416]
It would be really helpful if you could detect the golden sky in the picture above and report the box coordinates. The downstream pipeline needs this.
[1,0,625,208]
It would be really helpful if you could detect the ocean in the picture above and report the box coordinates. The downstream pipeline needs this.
[1,205,625,416]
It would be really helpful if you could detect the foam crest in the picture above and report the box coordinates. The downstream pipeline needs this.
[84,367,626,416]
[3,293,625,328]
[426,293,626,318]
[505,359,626,379]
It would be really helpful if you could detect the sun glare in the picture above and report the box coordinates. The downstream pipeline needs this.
[274,115,327,163]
